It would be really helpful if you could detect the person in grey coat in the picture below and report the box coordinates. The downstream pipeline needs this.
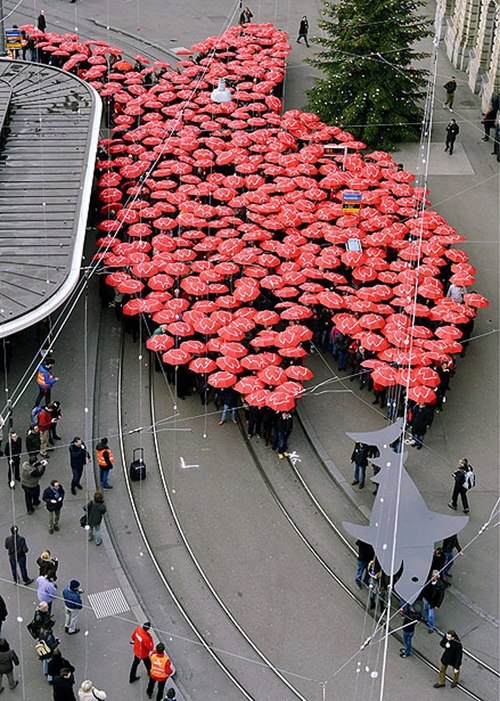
[85,492,107,546]
[0,638,19,692]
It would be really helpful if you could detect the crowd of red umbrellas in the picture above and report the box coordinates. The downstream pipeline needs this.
[25,22,488,411]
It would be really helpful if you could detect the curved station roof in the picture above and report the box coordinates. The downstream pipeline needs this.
[0,59,101,338]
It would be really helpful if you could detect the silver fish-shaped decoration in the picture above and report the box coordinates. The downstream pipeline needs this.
[343,419,468,603]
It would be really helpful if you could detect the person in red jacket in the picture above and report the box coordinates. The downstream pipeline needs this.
[129,622,154,683]
[147,643,173,701]
[37,405,57,458]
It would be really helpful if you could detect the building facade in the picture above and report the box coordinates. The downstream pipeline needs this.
[442,0,499,109]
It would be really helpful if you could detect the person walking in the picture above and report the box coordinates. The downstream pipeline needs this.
[37,405,58,458]
[297,16,310,47]
[36,573,58,614]
[421,569,445,634]
[95,438,114,490]
[31,601,55,636]
[129,621,154,682]
[442,534,463,581]
[37,10,47,32]
[448,458,470,513]
[239,6,253,25]
[351,442,370,489]
[37,623,60,676]
[34,358,58,406]
[48,401,62,444]
[0,639,19,692]
[445,118,460,155]
[433,630,463,688]
[443,76,457,110]
[62,580,83,635]
[409,402,433,449]
[4,525,33,585]
[273,411,293,459]
[43,479,65,533]
[86,492,106,546]
[21,455,47,514]
[78,680,107,700]
[69,437,90,494]
[354,540,374,589]
[52,667,76,701]
[4,430,22,484]
[481,106,497,141]
[0,596,7,638]
[399,604,421,657]
[147,643,173,701]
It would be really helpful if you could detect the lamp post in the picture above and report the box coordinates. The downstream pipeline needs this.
[0,0,6,56]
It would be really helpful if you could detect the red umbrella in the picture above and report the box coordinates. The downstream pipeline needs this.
[115,278,145,294]
[463,293,488,308]
[146,335,175,352]
[220,342,247,359]
[407,385,436,404]
[278,325,313,346]
[208,371,237,388]
[266,390,296,412]
[180,340,206,355]
[279,346,307,358]
[241,353,281,371]
[407,366,441,388]
[167,321,194,337]
[234,376,265,394]
[370,365,400,387]
[216,356,243,374]
[358,313,385,330]
[317,291,344,309]
[285,366,313,382]
[218,325,246,342]
[449,272,475,286]
[358,332,389,353]
[280,305,313,321]
[162,348,192,365]
[189,357,217,374]
[246,389,272,407]
[435,326,463,340]
[258,365,287,386]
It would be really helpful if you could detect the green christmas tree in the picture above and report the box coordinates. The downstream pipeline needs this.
[306,0,432,150]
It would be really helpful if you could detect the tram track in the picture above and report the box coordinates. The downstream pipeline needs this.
[117,332,310,701]
[235,412,497,700]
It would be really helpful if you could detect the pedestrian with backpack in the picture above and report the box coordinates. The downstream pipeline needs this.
[448,458,474,514]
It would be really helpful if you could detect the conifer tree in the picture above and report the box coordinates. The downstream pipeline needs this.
[307,0,432,149]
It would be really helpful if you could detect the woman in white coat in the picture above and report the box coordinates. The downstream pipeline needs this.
[78,680,107,701]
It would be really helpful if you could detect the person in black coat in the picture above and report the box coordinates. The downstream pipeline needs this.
[421,570,445,633]
[297,16,310,46]
[272,412,293,458]
[445,119,460,155]
[442,534,463,579]
[4,431,22,484]
[409,402,433,449]
[448,458,470,513]
[354,540,374,588]
[42,481,65,534]
[52,667,76,701]
[351,442,370,489]
[68,438,90,495]
[434,630,463,688]
[47,650,75,684]
[218,388,239,425]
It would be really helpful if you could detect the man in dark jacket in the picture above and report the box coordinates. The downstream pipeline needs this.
[4,526,33,585]
[409,402,433,449]
[273,412,293,459]
[351,442,370,489]
[42,480,65,534]
[448,458,470,513]
[445,119,460,155]
[21,456,47,514]
[47,650,75,685]
[26,425,41,459]
[52,667,76,701]
[442,534,463,580]
[4,430,22,484]
[68,437,90,495]
[37,10,47,33]
[354,540,374,588]
[434,630,463,688]
[421,570,445,633]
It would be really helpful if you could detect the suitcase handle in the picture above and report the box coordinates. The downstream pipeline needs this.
[133,447,144,460]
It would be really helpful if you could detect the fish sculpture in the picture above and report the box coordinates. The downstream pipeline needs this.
[343,419,468,603]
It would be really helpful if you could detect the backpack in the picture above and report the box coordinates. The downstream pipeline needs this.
[465,467,476,490]
[30,406,42,425]
[35,639,52,659]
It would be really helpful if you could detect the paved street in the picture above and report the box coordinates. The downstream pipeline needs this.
[1,1,498,700]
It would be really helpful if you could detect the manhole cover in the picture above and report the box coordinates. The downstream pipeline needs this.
[87,587,130,619]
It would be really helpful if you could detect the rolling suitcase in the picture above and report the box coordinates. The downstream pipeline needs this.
[130,447,147,481]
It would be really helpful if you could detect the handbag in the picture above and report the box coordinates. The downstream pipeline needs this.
[80,514,88,528]
[35,639,52,659]
[26,621,39,639]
